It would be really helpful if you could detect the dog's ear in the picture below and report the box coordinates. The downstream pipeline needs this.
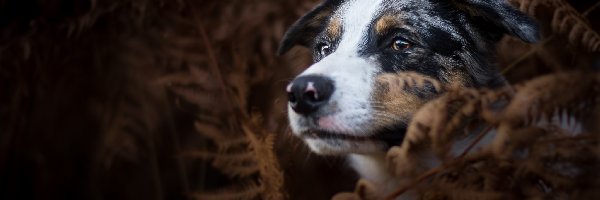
[455,0,540,43]
[277,1,340,55]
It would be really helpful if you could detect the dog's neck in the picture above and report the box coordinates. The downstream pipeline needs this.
[348,154,399,192]
[349,154,388,182]
[347,127,500,195]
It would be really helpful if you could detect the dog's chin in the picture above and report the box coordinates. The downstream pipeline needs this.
[304,137,387,155]
[300,128,406,155]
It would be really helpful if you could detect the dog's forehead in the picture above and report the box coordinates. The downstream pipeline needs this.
[335,0,423,15]
[331,0,385,54]
[333,0,434,26]
[332,0,464,43]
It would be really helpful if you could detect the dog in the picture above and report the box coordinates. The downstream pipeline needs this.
[278,0,539,191]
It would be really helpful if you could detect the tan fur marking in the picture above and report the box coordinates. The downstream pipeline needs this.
[375,15,403,34]
[307,8,333,28]
[371,73,443,130]
[326,18,342,39]
[447,70,471,88]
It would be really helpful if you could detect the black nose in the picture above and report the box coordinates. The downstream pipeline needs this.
[287,75,335,115]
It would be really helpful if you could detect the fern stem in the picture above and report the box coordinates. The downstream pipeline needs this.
[187,0,243,121]
[384,166,442,200]
[385,124,493,199]
[502,1,600,75]
[501,36,555,75]
[583,1,600,16]
[458,125,493,158]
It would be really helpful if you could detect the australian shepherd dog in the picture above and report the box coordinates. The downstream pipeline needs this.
[278,0,539,193]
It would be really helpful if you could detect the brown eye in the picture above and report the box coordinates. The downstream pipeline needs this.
[392,38,411,51]
[317,43,331,56]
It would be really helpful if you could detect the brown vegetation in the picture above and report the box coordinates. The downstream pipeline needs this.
[0,0,598,200]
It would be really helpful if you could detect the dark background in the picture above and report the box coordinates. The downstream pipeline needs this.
[0,0,598,199]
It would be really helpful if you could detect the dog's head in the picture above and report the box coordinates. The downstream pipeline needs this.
[279,0,538,155]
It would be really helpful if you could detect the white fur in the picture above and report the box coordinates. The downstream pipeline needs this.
[305,138,386,155]
[287,1,403,191]
[288,0,387,154]
[335,0,385,54]
[349,154,390,183]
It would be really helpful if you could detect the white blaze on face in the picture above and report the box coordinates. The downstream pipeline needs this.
[336,0,385,54]
[288,0,385,144]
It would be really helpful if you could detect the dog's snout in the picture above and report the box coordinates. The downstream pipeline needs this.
[287,75,334,115]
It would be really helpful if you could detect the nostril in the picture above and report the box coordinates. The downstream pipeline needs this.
[305,90,318,102]
[288,92,297,103]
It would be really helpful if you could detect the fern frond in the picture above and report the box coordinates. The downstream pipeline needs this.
[550,1,600,52]
[381,72,600,200]
[511,0,600,52]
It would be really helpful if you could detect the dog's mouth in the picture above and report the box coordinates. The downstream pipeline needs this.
[301,125,406,149]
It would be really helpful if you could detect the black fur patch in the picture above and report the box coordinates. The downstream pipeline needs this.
[279,0,539,88]
[280,0,539,151]
[277,0,343,55]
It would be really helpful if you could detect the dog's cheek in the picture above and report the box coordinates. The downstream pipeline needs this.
[371,74,429,128]
[446,69,472,88]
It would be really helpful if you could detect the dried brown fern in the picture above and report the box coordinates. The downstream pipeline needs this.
[500,0,600,78]
[185,119,284,200]
[3,0,598,199]
[154,1,306,199]
[332,2,600,197]
[334,71,600,200]
[510,0,600,52]
[0,0,299,198]
[163,30,284,200]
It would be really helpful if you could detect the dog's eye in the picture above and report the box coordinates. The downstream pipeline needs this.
[317,43,331,56]
[391,38,411,51]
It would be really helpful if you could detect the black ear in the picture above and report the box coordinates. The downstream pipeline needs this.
[457,0,540,43]
[277,0,341,55]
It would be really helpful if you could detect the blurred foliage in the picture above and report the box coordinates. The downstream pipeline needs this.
[0,0,598,200]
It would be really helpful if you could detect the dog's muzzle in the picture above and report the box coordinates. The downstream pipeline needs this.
[287,75,335,116]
